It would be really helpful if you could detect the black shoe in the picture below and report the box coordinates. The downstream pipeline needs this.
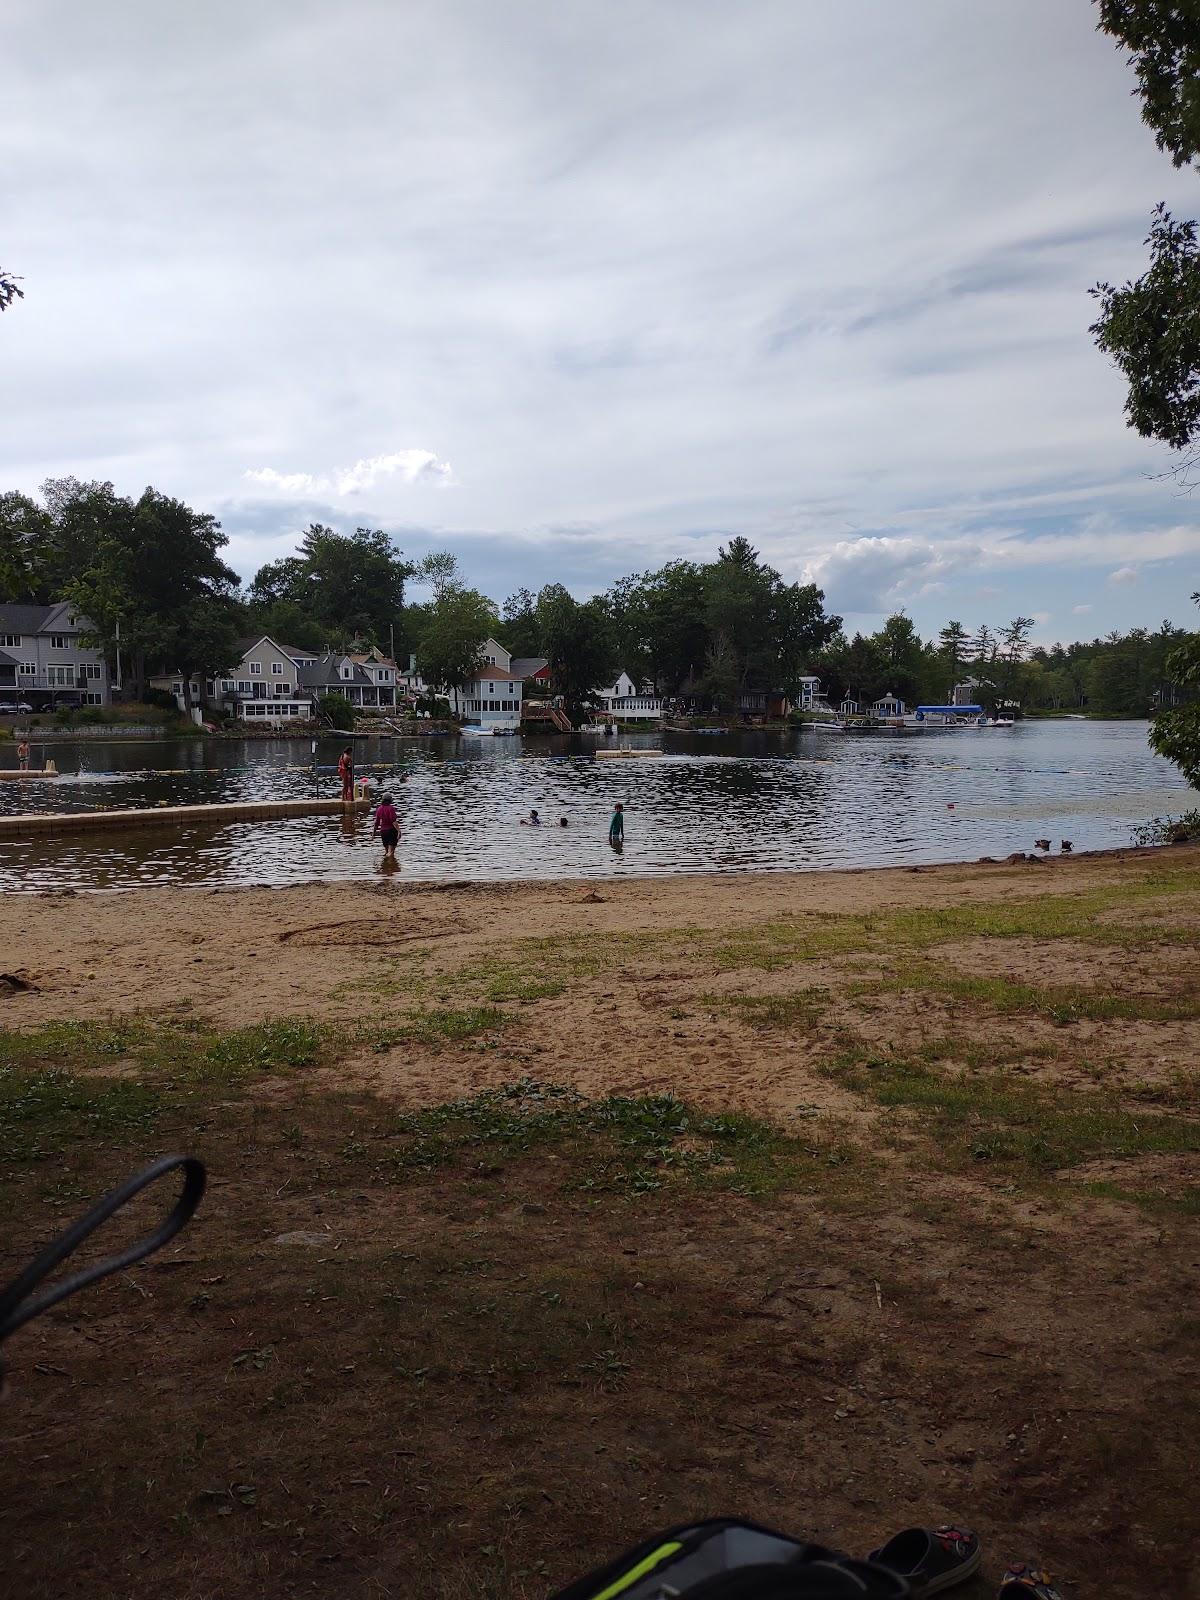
[867,1526,982,1595]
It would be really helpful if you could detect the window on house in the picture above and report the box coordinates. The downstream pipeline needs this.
[271,661,283,674]
[249,662,262,676]
[222,680,235,692]
[84,662,102,679]
[237,680,251,694]
[50,635,69,649]
[342,666,352,680]
[0,635,20,648]
[18,661,34,675]
[48,666,75,686]
[85,692,103,705]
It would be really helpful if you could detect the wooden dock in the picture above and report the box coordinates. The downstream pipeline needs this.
[594,748,664,759]
[0,770,59,781]
[0,796,372,837]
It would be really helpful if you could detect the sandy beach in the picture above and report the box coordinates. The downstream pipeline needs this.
[3,844,1199,1598]
[3,844,1197,1116]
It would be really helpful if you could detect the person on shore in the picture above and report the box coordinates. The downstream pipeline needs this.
[337,746,354,802]
[522,808,541,826]
[609,802,624,845]
[16,739,30,773]
[373,793,399,862]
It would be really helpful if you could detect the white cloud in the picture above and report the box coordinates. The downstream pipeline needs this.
[334,451,453,493]
[1108,565,1139,586]
[243,467,322,495]
[244,450,453,498]
[1031,611,1051,625]
[1072,603,1092,614]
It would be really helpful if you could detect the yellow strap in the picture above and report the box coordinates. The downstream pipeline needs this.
[587,1541,684,1600]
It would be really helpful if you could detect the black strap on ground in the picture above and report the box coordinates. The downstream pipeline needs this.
[0,1155,206,1349]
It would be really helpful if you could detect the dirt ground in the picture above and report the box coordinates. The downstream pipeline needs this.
[2,846,1199,1598]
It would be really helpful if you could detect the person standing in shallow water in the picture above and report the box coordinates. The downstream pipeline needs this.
[16,739,30,772]
[337,746,354,802]
[373,792,399,863]
[608,802,624,847]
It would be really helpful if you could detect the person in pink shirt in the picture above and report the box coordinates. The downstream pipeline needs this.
[372,793,399,862]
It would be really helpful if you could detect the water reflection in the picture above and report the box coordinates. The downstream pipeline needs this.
[0,723,1193,891]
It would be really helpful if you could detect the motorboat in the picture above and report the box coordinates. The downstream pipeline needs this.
[904,705,1014,729]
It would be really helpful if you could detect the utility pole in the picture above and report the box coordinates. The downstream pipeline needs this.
[114,618,122,694]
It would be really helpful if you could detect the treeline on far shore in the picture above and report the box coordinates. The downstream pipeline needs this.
[0,477,1195,723]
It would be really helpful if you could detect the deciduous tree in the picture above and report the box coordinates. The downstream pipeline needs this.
[1092,4,1200,457]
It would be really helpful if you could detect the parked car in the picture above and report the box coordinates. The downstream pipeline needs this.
[15,700,33,714]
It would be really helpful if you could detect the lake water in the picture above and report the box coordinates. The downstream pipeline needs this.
[0,721,1194,892]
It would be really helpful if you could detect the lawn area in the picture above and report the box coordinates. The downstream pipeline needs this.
[1,853,1198,1598]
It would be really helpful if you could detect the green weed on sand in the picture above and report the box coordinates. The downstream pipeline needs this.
[825,1051,1200,1181]
[372,1079,853,1199]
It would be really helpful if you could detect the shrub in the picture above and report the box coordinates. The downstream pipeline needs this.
[1132,809,1200,846]
[318,692,355,728]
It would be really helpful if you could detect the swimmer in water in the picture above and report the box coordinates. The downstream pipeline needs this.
[521,808,542,826]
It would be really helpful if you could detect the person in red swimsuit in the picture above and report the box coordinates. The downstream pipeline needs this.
[337,746,354,802]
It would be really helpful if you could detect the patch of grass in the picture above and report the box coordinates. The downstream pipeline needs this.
[370,1005,510,1048]
[825,1052,1200,1178]
[1073,1179,1200,1217]
[910,1034,1062,1070]
[872,968,1200,1024]
[0,1006,511,1092]
[195,1020,324,1078]
[368,1079,852,1199]
[0,1018,328,1082]
[0,1067,163,1166]
[710,989,828,1031]
[483,973,567,1003]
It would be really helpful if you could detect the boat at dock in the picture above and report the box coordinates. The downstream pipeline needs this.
[904,705,1015,728]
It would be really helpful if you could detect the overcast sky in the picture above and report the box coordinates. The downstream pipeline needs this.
[3,0,1198,643]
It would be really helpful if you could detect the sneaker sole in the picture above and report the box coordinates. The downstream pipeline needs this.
[923,1545,983,1594]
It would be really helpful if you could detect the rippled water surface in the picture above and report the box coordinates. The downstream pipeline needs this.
[0,722,1194,891]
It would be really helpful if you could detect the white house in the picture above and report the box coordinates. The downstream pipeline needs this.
[153,635,316,726]
[872,692,907,719]
[796,676,836,713]
[451,665,524,730]
[596,671,663,722]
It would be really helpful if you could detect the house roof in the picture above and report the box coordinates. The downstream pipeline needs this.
[509,657,549,678]
[0,601,89,630]
[233,634,314,662]
[0,648,19,667]
[297,656,375,688]
[470,665,520,682]
[350,652,397,668]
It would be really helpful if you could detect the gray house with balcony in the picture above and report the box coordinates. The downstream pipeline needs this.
[0,602,111,711]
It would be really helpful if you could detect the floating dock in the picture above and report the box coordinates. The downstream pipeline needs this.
[0,796,372,837]
[594,748,664,759]
[0,770,59,781]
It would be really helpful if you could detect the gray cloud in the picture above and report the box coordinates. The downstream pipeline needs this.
[3,0,1198,638]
